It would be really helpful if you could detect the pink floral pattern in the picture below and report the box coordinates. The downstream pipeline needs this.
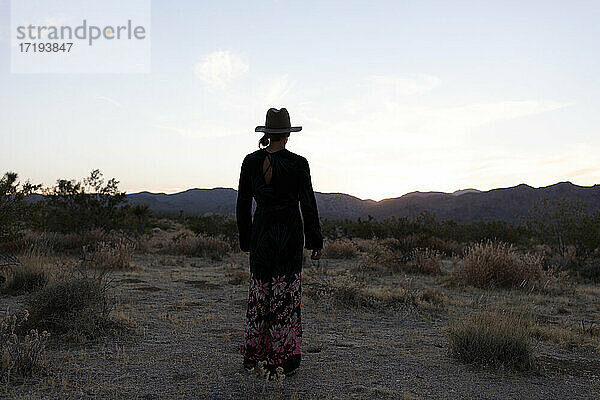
[243,272,302,368]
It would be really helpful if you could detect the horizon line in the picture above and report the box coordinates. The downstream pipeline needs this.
[124,180,599,203]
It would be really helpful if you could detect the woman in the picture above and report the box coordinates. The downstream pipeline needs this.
[236,107,323,376]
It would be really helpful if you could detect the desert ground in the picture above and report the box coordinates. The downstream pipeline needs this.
[2,237,600,400]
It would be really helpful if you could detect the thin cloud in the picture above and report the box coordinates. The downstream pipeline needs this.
[94,95,122,108]
[194,50,248,90]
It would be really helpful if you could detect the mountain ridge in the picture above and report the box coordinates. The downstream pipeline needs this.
[125,181,600,222]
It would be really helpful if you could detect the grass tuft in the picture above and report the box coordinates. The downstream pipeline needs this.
[448,311,534,370]
[1,247,50,294]
[452,240,543,289]
[1,309,50,383]
[26,269,113,342]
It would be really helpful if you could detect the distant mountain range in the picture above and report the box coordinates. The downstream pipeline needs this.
[126,182,600,223]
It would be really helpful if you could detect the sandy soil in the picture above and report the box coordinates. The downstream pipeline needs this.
[2,253,600,399]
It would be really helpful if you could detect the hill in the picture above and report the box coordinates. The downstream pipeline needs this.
[126,181,600,222]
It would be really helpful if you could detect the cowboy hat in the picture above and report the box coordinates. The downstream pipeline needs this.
[255,108,302,134]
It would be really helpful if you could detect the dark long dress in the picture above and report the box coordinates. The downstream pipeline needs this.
[236,148,323,373]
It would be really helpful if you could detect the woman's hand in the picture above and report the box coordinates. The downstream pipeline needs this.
[311,249,323,260]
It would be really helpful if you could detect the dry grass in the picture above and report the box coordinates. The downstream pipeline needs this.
[226,263,249,285]
[448,310,534,370]
[306,274,442,310]
[85,238,136,270]
[355,241,443,277]
[1,309,50,383]
[145,229,231,260]
[452,241,544,289]
[324,239,358,259]
[399,234,463,256]
[26,269,114,342]
[1,246,50,294]
[406,248,443,275]
[1,229,113,254]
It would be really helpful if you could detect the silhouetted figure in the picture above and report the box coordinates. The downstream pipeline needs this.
[236,108,323,376]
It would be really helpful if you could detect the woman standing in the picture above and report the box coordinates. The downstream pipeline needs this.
[236,108,323,376]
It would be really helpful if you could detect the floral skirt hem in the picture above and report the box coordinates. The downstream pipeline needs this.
[242,272,302,371]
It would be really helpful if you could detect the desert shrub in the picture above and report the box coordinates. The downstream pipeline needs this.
[307,275,438,310]
[1,247,49,294]
[452,241,543,289]
[576,259,600,282]
[155,230,231,260]
[379,237,402,252]
[407,248,443,275]
[354,243,403,276]
[357,242,444,276]
[324,239,358,259]
[526,197,600,259]
[1,310,50,382]
[0,173,40,244]
[84,238,136,270]
[26,269,112,341]
[1,229,120,256]
[185,214,238,245]
[448,311,534,370]
[426,236,463,256]
[545,245,600,282]
[322,212,528,247]
[32,170,149,235]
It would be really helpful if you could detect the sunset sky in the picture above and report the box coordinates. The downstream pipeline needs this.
[1,0,599,201]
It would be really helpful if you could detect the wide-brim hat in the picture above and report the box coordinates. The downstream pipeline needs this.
[255,107,302,134]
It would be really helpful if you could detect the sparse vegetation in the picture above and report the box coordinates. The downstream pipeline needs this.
[146,229,231,260]
[1,246,49,294]
[324,238,358,259]
[452,240,544,289]
[84,238,136,270]
[1,310,50,383]
[306,274,441,310]
[406,248,443,275]
[26,269,113,342]
[448,311,534,370]
[1,169,600,398]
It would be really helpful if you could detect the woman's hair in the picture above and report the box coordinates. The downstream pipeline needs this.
[258,133,290,148]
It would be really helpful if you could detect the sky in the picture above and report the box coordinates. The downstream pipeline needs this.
[1,0,599,201]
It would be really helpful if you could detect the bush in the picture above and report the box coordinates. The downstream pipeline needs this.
[324,239,358,259]
[84,238,136,270]
[1,310,50,382]
[354,242,404,276]
[26,269,112,341]
[448,311,533,370]
[407,248,443,275]
[185,214,238,246]
[1,229,114,255]
[453,241,543,289]
[0,173,40,243]
[1,247,49,294]
[153,230,231,260]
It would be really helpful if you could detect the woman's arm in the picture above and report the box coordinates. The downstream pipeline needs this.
[236,157,253,252]
[299,157,323,251]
